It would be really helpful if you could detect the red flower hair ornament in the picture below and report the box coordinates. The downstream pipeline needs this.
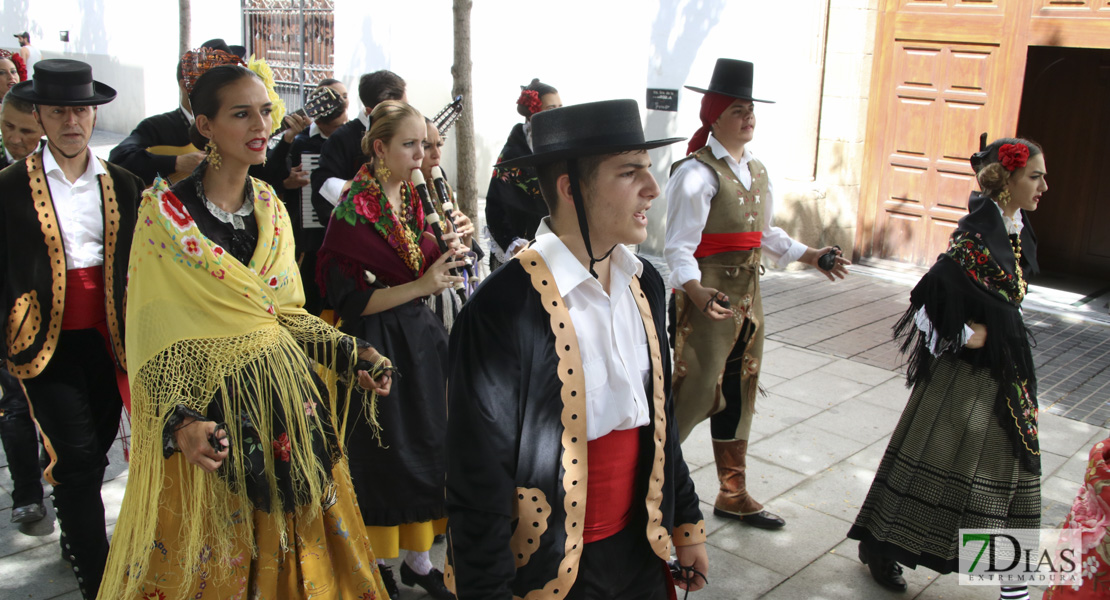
[517,89,543,115]
[998,143,1029,172]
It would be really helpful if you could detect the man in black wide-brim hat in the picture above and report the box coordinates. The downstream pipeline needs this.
[0,58,143,600]
[446,99,708,600]
[665,58,851,531]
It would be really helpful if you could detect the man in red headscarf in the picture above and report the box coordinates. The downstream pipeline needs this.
[664,58,850,530]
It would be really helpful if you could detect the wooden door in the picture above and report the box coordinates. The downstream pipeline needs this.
[858,0,1030,266]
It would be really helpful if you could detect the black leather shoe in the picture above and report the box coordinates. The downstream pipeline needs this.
[714,507,786,529]
[11,502,46,523]
[400,561,455,599]
[379,564,401,599]
[858,542,908,592]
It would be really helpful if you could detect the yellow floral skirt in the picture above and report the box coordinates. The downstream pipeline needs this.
[365,518,448,559]
[108,456,388,600]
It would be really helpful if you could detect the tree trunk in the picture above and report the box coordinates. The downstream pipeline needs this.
[179,0,191,56]
[451,0,477,222]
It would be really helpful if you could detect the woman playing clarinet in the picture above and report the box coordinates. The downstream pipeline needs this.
[316,100,464,600]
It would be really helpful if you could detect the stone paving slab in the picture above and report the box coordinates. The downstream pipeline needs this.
[750,422,871,477]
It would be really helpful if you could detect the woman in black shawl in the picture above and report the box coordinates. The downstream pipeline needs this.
[848,138,1048,599]
[483,78,561,269]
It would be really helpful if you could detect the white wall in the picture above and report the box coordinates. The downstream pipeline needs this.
[1,0,242,133]
[334,0,832,254]
[3,0,844,256]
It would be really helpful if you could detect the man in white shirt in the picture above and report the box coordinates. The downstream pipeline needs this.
[13,32,41,70]
[309,70,405,222]
[1,59,144,600]
[447,100,708,600]
[665,59,850,530]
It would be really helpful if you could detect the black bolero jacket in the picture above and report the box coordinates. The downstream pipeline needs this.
[0,151,142,377]
[444,249,705,600]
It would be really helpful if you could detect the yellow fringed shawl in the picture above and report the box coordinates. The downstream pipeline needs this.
[101,177,370,598]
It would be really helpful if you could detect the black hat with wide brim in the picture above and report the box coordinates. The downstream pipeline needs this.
[9,59,116,106]
[684,58,774,104]
[497,99,685,169]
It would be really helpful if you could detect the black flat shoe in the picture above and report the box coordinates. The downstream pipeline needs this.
[379,564,401,599]
[11,502,46,524]
[400,562,455,599]
[713,507,786,529]
[858,542,907,592]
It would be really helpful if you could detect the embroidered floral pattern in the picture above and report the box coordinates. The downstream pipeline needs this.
[272,432,291,462]
[182,236,203,257]
[946,232,1027,304]
[333,166,426,276]
[160,192,195,232]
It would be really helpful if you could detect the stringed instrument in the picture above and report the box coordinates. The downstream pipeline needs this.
[149,86,345,183]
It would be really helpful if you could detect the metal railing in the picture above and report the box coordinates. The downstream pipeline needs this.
[242,0,335,107]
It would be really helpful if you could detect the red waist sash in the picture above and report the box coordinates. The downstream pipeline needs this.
[63,266,107,330]
[584,427,641,544]
[61,266,131,413]
[693,232,762,259]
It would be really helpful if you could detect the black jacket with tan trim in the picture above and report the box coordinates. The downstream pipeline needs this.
[0,150,143,378]
[445,249,705,600]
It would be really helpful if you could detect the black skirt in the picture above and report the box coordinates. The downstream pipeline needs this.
[341,299,449,526]
[847,353,1041,574]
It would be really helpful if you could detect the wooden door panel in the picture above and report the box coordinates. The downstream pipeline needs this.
[873,36,997,264]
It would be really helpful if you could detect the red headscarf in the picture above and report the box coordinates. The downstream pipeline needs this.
[687,92,736,155]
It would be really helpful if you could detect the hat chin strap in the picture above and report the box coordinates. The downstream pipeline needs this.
[567,160,616,279]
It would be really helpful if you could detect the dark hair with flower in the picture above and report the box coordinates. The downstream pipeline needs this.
[0,50,26,82]
[516,78,558,119]
[998,144,1029,172]
[971,137,1043,196]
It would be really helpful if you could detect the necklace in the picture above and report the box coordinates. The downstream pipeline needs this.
[1010,234,1027,303]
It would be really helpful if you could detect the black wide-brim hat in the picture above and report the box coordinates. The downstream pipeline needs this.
[685,58,774,104]
[498,99,685,169]
[9,59,116,106]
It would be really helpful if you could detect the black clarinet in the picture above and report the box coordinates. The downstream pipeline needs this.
[431,166,476,281]
[410,169,466,301]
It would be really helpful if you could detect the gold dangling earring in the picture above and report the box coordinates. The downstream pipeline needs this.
[997,189,1011,208]
[374,160,391,182]
[205,139,222,171]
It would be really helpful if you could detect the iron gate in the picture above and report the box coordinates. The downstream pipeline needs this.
[241,0,335,110]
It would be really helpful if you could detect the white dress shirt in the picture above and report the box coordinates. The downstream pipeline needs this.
[320,111,369,206]
[43,147,106,269]
[664,134,808,289]
[531,219,652,441]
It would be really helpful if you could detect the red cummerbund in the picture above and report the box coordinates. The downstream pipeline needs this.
[62,266,106,331]
[693,231,762,259]
[583,427,641,544]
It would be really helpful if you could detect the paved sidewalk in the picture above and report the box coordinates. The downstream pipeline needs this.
[4,266,1106,599]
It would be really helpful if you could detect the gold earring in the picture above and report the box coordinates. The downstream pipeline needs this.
[205,139,221,171]
[997,189,1011,207]
[375,161,391,181]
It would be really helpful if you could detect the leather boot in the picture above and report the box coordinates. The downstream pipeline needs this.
[711,439,785,529]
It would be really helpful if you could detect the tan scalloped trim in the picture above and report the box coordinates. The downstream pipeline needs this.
[518,249,587,600]
[673,519,707,546]
[97,162,126,370]
[629,275,673,560]
[511,487,551,568]
[6,291,40,356]
[9,152,65,378]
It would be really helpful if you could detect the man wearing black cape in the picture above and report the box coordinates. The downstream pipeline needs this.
[446,99,708,600]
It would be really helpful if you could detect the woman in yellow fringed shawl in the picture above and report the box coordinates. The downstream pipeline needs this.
[99,64,393,600]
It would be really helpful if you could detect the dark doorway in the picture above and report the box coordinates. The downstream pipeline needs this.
[1017,46,1110,293]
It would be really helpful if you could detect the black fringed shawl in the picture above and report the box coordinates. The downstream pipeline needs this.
[892,191,1041,474]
